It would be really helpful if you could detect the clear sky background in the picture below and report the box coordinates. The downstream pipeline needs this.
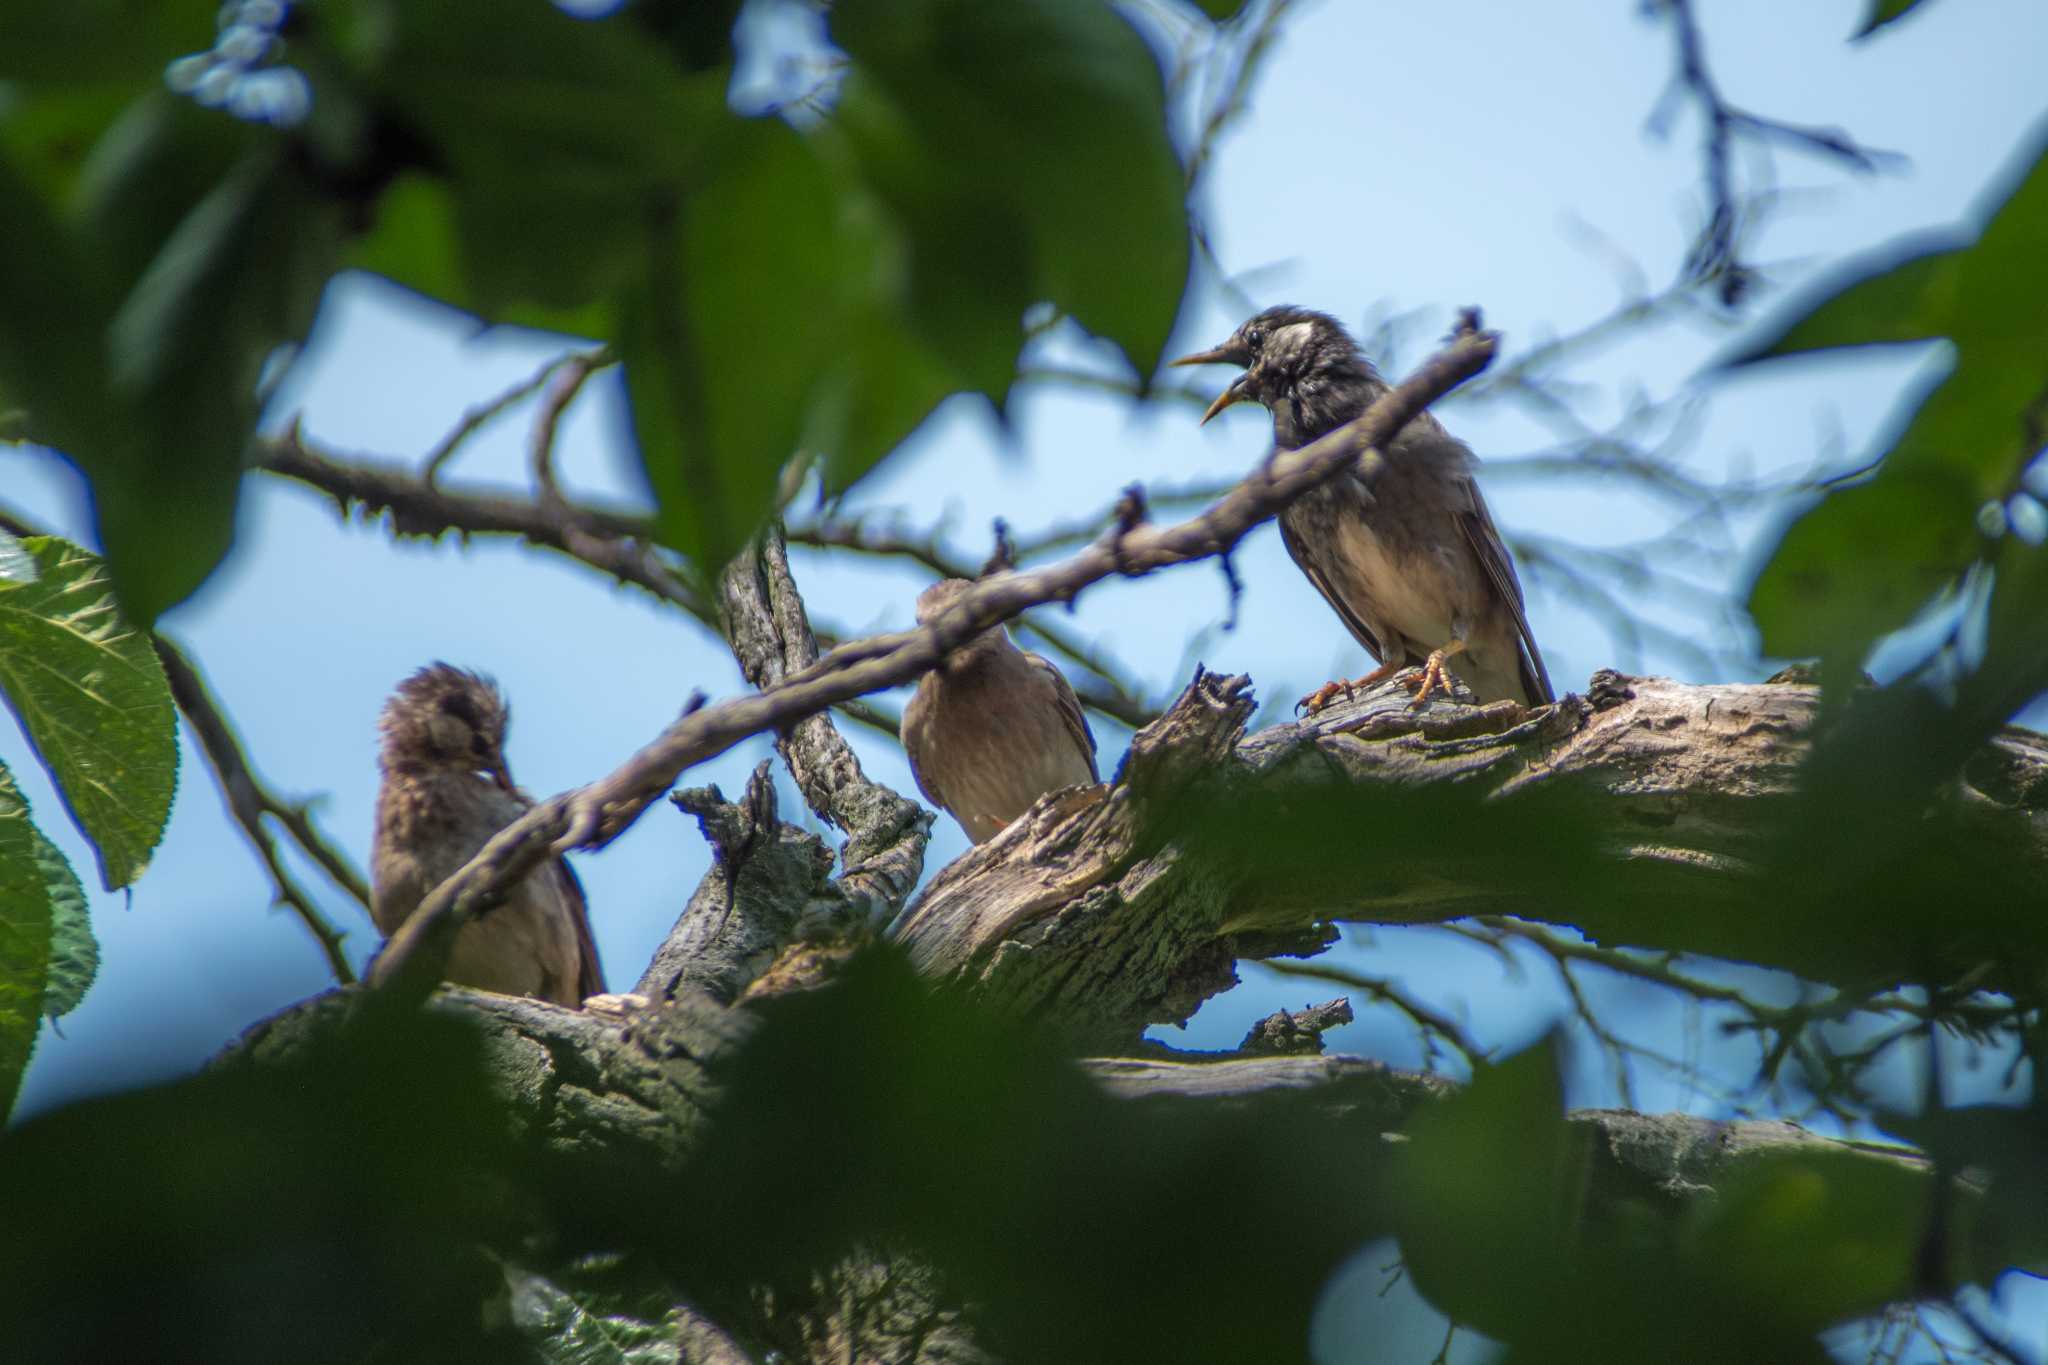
[5,0,2046,1357]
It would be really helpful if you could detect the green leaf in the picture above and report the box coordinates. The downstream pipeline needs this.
[0,761,51,1125]
[31,827,95,1019]
[834,0,1191,378]
[0,0,218,86]
[366,1,725,324]
[1746,472,1981,659]
[0,537,178,890]
[1736,121,2048,664]
[97,149,342,622]
[1685,1150,1929,1325]
[1192,0,1251,17]
[621,118,850,573]
[1854,0,1934,38]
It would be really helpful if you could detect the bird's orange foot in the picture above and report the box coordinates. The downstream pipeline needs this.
[1402,648,1459,709]
[1296,660,1410,715]
[1295,679,1354,715]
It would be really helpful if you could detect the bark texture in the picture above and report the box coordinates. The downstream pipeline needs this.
[233,662,2048,1361]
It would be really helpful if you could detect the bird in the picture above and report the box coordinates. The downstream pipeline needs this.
[900,578,1100,844]
[370,663,605,1007]
[1171,305,1552,711]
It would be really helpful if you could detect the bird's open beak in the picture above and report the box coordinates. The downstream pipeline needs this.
[486,756,518,795]
[1198,372,1252,425]
[1168,342,1242,369]
[1169,342,1253,425]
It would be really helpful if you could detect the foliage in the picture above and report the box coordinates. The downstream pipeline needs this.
[4,1,2048,1362]
[0,533,164,1116]
[0,0,1193,619]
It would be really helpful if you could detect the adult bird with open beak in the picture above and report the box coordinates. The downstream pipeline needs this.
[1172,306,1553,711]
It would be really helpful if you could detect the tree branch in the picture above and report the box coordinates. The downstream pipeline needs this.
[362,324,1504,1006]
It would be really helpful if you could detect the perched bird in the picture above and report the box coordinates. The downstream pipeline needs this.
[900,579,1099,844]
[371,664,605,1007]
[1172,305,1552,710]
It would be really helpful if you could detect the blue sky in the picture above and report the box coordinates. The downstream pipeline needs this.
[5,0,2046,1354]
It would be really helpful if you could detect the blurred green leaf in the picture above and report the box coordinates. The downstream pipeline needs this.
[1886,1102,2048,1278]
[99,149,342,621]
[1855,0,1934,38]
[0,761,50,1124]
[0,537,178,890]
[1685,1150,1928,1328]
[1746,473,1981,660]
[367,0,724,323]
[604,946,1389,1364]
[1193,0,1252,17]
[1738,119,2048,664]
[834,0,1191,379]
[32,826,96,1020]
[1391,1036,1576,1340]
[0,0,217,86]
[621,117,851,573]
[0,1005,539,1363]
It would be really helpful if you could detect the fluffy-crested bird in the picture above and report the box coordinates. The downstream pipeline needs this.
[900,579,1099,844]
[371,664,605,1006]
[1172,305,1552,709]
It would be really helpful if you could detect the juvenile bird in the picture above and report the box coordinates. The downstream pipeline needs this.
[1172,306,1552,710]
[371,664,605,1006]
[900,579,1099,844]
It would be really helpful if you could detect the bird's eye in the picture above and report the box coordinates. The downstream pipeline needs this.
[1245,327,1265,348]
[471,735,490,755]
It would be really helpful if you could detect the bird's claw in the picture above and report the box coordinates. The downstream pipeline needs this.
[1295,679,1355,715]
[1403,649,1457,709]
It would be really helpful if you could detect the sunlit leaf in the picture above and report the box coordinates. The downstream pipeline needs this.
[0,761,50,1124]
[32,827,95,1020]
[0,537,178,890]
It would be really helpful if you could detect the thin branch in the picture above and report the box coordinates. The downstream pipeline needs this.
[1646,0,1902,305]
[155,638,361,983]
[261,427,710,619]
[364,323,1504,1005]
[526,347,614,508]
[420,346,608,487]
[0,502,364,984]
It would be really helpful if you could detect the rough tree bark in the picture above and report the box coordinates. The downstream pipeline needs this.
[230,532,2048,1361]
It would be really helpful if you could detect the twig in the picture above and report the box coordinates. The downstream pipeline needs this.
[364,323,1503,1005]
[526,347,614,508]
[155,638,361,983]
[1646,0,1901,305]
[262,427,710,619]
[421,346,608,487]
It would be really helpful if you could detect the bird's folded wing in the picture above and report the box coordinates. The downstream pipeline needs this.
[1029,651,1099,783]
[554,856,608,1001]
[1458,482,1555,705]
[900,687,950,815]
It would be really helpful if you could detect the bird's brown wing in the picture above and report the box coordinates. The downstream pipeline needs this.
[1458,480,1554,705]
[899,679,951,814]
[553,855,608,1002]
[1027,651,1099,783]
[1279,508,1388,663]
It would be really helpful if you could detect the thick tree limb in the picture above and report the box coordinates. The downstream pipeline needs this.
[894,669,2048,1046]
